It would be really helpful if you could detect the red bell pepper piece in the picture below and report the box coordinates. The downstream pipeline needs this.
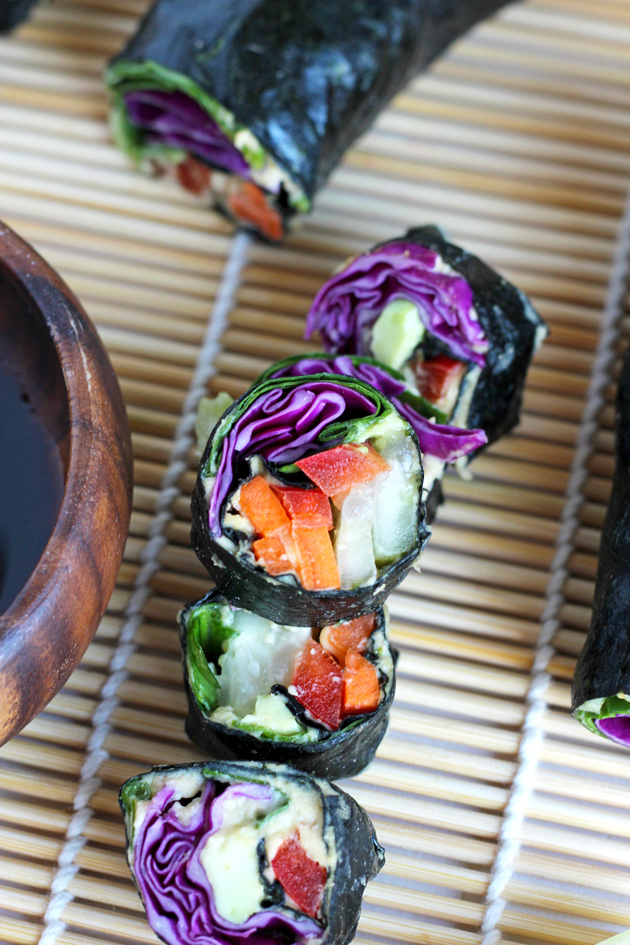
[342,651,380,716]
[238,476,290,537]
[271,833,327,919]
[292,524,340,591]
[292,641,343,729]
[227,181,284,242]
[272,485,333,529]
[175,155,212,196]
[295,443,389,497]
[252,532,294,577]
[320,613,376,665]
[414,355,466,411]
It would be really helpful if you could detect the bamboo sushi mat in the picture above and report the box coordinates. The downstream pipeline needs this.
[3,0,630,943]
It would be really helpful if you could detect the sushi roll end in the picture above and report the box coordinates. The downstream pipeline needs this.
[106,0,514,239]
[120,761,384,945]
[572,345,630,747]
[179,591,397,779]
[191,373,429,626]
[305,225,547,471]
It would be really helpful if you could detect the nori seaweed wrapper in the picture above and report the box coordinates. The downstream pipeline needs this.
[405,226,547,451]
[424,480,443,523]
[179,591,397,780]
[306,225,547,457]
[107,0,514,228]
[191,373,429,626]
[572,345,630,746]
[120,760,385,945]
[0,0,39,31]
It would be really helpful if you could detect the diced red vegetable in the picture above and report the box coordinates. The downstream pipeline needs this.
[292,641,343,729]
[414,355,466,411]
[239,476,290,537]
[272,485,333,529]
[271,833,327,919]
[320,614,376,665]
[342,651,380,715]
[292,524,340,591]
[252,532,293,577]
[175,155,211,196]
[295,443,389,497]
[227,181,284,242]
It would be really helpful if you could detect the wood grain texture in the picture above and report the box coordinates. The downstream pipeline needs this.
[0,221,133,744]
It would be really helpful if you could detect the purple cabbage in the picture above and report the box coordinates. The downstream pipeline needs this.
[124,90,250,178]
[269,356,487,464]
[208,380,377,538]
[595,716,630,747]
[134,781,322,945]
[305,242,488,367]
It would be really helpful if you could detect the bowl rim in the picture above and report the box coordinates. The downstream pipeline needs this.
[0,221,133,744]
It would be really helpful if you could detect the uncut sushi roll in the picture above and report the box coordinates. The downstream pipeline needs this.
[106,0,513,241]
[120,761,384,945]
[257,353,487,520]
[179,591,396,779]
[191,373,428,626]
[306,225,547,464]
[572,345,630,747]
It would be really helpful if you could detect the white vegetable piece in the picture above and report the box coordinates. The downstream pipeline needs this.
[371,432,420,566]
[217,611,311,716]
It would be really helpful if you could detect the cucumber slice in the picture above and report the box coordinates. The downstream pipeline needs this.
[371,299,424,370]
[334,482,379,588]
[371,433,421,567]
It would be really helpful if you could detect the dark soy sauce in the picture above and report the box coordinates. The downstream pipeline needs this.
[0,357,65,614]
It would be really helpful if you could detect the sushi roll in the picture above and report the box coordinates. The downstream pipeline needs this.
[257,353,488,518]
[106,0,513,240]
[120,760,385,945]
[572,345,630,747]
[306,225,547,462]
[179,591,396,779]
[191,373,429,626]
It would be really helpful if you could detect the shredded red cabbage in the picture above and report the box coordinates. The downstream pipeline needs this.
[124,90,250,177]
[269,356,487,463]
[595,715,630,747]
[305,242,488,367]
[208,381,376,537]
[134,781,323,945]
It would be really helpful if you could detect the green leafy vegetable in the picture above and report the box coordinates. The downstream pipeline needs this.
[185,601,235,714]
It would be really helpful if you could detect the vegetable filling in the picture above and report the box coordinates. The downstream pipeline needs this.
[304,243,491,481]
[202,376,423,591]
[305,241,488,366]
[596,715,630,746]
[109,63,309,240]
[261,354,487,469]
[184,596,392,740]
[574,695,630,747]
[125,771,333,945]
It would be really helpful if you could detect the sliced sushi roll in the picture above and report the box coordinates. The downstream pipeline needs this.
[572,345,630,747]
[191,373,428,625]
[306,225,547,464]
[257,353,487,518]
[106,0,513,240]
[179,591,396,779]
[120,761,384,945]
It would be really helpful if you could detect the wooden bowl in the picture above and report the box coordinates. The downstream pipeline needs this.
[0,222,133,744]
